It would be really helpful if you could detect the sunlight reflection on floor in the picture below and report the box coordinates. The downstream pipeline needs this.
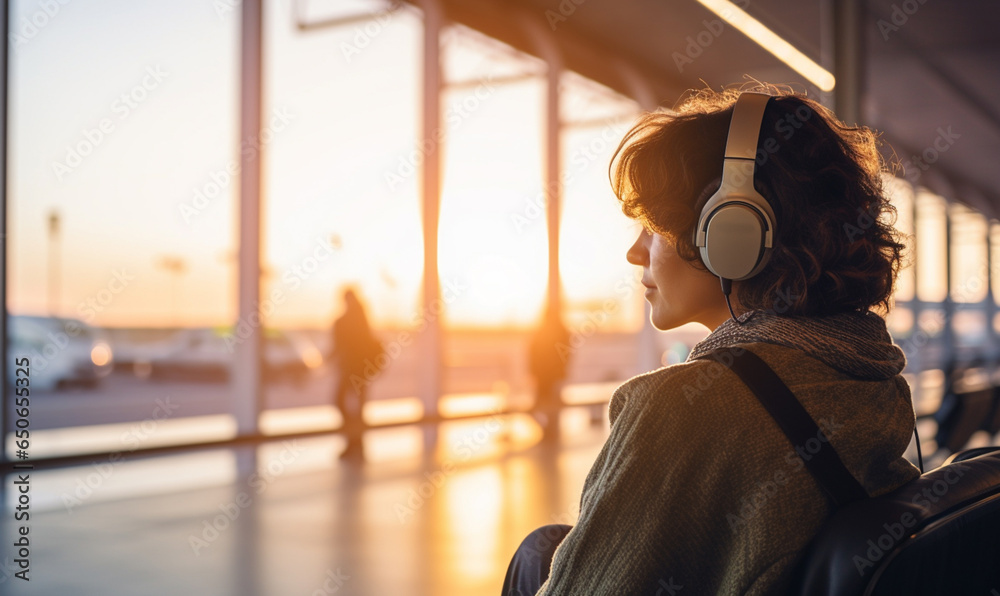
[1,407,610,596]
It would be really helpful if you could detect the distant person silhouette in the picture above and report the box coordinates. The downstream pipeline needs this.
[331,288,383,459]
[528,303,571,440]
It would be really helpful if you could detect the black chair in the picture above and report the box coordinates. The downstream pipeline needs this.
[790,447,1000,596]
[935,387,996,453]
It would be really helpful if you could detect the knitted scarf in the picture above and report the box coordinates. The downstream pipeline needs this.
[687,309,906,381]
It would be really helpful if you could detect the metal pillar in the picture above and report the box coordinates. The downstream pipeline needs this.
[521,16,564,316]
[545,51,561,315]
[909,182,923,397]
[417,0,443,429]
[0,0,8,463]
[47,211,60,316]
[943,201,955,367]
[830,0,865,124]
[233,0,264,437]
[986,218,998,361]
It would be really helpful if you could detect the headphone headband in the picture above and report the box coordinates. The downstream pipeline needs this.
[724,93,771,161]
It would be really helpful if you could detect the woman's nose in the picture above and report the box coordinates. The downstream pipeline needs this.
[626,230,648,266]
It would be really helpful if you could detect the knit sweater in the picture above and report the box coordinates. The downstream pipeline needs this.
[535,310,921,596]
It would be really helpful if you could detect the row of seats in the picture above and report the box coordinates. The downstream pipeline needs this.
[933,382,1000,454]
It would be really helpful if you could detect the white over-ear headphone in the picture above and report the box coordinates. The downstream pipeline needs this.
[694,92,776,282]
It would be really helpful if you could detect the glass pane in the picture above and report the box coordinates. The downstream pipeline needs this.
[439,28,546,330]
[7,0,239,458]
[991,223,1000,305]
[954,310,987,347]
[442,24,543,83]
[915,190,948,303]
[950,203,988,303]
[559,71,643,334]
[259,0,424,434]
[886,306,913,338]
[885,175,915,302]
[559,72,644,394]
[438,26,549,416]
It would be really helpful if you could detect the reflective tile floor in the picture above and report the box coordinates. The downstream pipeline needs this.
[0,409,609,596]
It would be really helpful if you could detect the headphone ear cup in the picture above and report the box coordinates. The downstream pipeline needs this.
[698,203,770,281]
[691,176,723,252]
[693,93,776,282]
[693,177,723,217]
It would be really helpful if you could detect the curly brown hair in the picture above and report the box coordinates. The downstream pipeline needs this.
[610,86,905,316]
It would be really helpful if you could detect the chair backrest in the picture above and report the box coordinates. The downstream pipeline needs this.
[935,388,995,452]
[790,447,1000,596]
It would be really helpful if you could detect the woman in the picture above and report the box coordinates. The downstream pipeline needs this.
[502,87,921,595]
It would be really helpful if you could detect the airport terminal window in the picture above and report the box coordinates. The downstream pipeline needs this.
[14,2,976,461]
[885,307,914,339]
[258,0,425,434]
[949,203,988,304]
[991,223,1000,306]
[5,0,241,458]
[915,190,949,303]
[434,26,547,413]
[559,72,643,334]
[947,204,989,347]
[886,176,915,303]
[438,25,547,331]
[558,72,646,395]
[885,176,915,340]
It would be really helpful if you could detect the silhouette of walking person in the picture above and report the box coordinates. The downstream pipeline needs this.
[529,303,571,441]
[331,288,383,459]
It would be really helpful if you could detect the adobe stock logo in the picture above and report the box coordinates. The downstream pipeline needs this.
[876,0,931,41]
[339,0,403,62]
[544,0,586,31]
[8,0,71,51]
[899,126,960,185]
[852,463,970,576]
[654,577,683,595]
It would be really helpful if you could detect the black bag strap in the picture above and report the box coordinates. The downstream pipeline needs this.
[696,347,868,507]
